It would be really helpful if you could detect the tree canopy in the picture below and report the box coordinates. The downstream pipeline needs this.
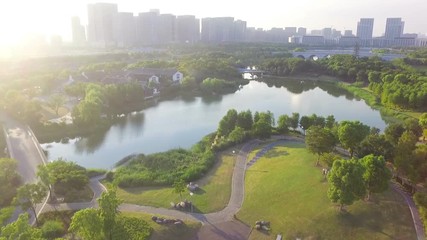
[338,121,370,157]
[305,126,336,165]
[327,159,366,211]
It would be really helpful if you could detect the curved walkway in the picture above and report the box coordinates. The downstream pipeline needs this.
[393,184,426,240]
[39,136,425,240]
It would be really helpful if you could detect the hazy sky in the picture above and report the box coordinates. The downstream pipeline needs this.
[0,0,425,45]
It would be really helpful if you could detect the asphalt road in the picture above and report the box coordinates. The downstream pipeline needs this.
[1,112,48,224]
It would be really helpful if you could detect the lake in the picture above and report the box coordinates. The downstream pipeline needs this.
[41,79,386,169]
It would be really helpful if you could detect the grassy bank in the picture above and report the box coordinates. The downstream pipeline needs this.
[237,142,416,240]
[116,148,238,213]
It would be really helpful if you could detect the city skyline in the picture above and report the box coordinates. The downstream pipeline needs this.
[0,0,426,46]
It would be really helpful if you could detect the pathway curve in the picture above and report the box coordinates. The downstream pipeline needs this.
[393,184,426,240]
[38,136,426,240]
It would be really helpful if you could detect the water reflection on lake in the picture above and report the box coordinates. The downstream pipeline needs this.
[42,80,386,169]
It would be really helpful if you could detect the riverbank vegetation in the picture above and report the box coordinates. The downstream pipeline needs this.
[115,149,237,213]
[111,135,216,187]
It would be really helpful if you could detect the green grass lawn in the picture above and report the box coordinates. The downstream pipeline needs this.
[237,142,416,240]
[116,150,237,213]
[122,211,201,240]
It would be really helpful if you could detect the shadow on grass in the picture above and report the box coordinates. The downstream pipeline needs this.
[264,149,288,158]
[193,188,206,195]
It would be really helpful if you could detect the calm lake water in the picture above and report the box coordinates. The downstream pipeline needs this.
[41,80,386,169]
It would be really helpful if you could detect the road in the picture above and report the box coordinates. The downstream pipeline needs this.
[0,112,48,224]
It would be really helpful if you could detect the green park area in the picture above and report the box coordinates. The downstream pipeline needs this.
[237,142,416,240]
[116,148,239,213]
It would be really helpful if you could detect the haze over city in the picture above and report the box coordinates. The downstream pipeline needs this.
[0,0,426,46]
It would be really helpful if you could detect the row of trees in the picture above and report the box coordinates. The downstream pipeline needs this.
[260,53,427,111]
[328,155,391,210]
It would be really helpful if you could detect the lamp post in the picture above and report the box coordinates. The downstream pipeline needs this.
[190,192,194,213]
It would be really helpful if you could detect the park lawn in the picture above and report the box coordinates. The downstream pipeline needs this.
[237,142,417,240]
[116,150,237,213]
[121,212,201,240]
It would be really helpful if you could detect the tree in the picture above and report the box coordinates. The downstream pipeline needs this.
[394,131,418,177]
[228,126,246,143]
[404,118,423,138]
[173,179,186,201]
[360,155,391,200]
[325,115,336,129]
[0,158,21,206]
[253,112,272,139]
[45,159,89,196]
[355,133,394,160]
[16,183,47,225]
[305,126,336,165]
[289,112,300,131]
[0,213,42,240]
[37,164,53,201]
[327,159,366,211]
[277,114,290,134]
[299,116,312,134]
[419,113,427,130]
[217,109,238,137]
[338,121,370,157]
[98,188,122,240]
[384,123,405,146]
[69,208,104,240]
[236,110,253,130]
[48,94,66,116]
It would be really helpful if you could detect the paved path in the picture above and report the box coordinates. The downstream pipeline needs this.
[393,184,426,240]
[1,113,49,224]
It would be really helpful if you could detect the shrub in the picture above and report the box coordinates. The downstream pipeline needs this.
[41,220,65,239]
[414,192,427,231]
[112,216,152,240]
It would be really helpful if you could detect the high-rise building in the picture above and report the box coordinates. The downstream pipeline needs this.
[113,12,136,48]
[71,16,86,46]
[137,11,159,45]
[297,27,307,36]
[357,18,374,46]
[201,17,234,42]
[87,3,118,47]
[158,14,176,44]
[385,18,404,39]
[233,20,247,42]
[322,28,332,39]
[344,30,353,36]
[175,15,200,43]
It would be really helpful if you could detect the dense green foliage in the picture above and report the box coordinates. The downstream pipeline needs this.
[40,220,65,240]
[327,159,366,210]
[0,158,21,207]
[16,183,47,225]
[43,160,89,197]
[70,188,152,240]
[0,206,14,227]
[200,78,239,94]
[113,137,216,187]
[414,192,427,233]
[0,213,42,240]
[337,121,370,157]
[305,126,336,165]
[360,155,391,200]
[112,216,152,240]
